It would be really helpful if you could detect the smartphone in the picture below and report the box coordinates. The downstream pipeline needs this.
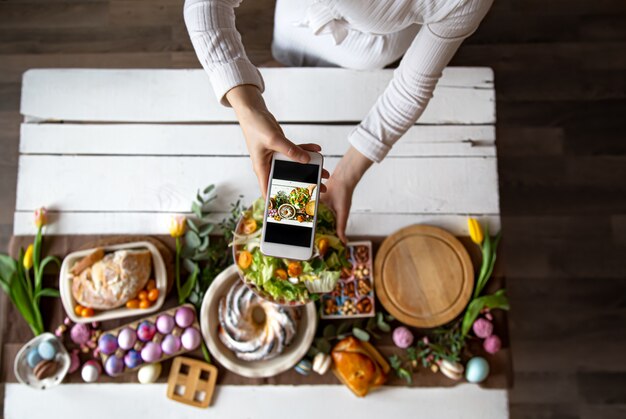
[260,151,324,261]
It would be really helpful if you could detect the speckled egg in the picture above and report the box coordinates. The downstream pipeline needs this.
[117,327,137,350]
[156,314,175,335]
[124,349,143,369]
[81,360,101,383]
[26,348,43,368]
[161,334,181,355]
[465,357,490,383]
[104,355,125,377]
[37,340,57,360]
[180,327,201,350]
[137,363,161,384]
[98,333,118,355]
[175,307,195,328]
[70,323,91,345]
[141,342,162,363]
[136,321,156,342]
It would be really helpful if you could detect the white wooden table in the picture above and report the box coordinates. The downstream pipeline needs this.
[6,67,507,418]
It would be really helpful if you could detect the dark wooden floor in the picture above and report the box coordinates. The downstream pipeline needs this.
[1,0,625,417]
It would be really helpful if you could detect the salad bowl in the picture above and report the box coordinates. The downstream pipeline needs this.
[231,197,351,306]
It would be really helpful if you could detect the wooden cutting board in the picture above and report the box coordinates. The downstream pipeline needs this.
[374,225,474,328]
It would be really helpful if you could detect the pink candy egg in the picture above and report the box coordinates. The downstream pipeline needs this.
[68,351,81,373]
[117,327,137,350]
[156,315,175,335]
[104,355,125,377]
[141,342,162,363]
[161,334,181,355]
[98,333,118,355]
[181,327,201,350]
[136,321,156,342]
[70,323,91,345]
[175,307,195,328]
[392,326,414,349]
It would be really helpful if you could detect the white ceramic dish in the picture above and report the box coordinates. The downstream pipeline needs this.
[200,265,317,378]
[59,241,167,323]
[14,333,70,390]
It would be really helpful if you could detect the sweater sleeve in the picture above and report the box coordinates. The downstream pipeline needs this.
[184,0,264,106]
[348,0,493,163]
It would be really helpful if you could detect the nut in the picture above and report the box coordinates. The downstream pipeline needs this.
[341,300,357,315]
[358,278,372,295]
[356,298,372,313]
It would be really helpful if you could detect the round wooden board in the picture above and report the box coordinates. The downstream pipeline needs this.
[374,225,474,328]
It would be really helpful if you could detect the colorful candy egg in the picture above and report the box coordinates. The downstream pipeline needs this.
[161,334,181,355]
[70,323,91,345]
[81,360,101,383]
[37,340,57,360]
[26,348,43,368]
[175,307,195,328]
[465,357,489,383]
[141,342,162,363]
[104,355,125,377]
[180,327,201,350]
[137,321,156,342]
[483,335,502,354]
[156,315,175,335]
[295,359,312,375]
[392,326,414,349]
[137,363,161,384]
[117,327,137,350]
[98,333,118,355]
[124,349,143,369]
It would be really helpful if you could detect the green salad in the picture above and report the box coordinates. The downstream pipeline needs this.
[231,198,350,304]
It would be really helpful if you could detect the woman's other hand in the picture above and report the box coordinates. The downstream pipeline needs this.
[227,85,326,197]
[321,146,373,243]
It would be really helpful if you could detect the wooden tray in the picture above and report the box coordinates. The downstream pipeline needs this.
[374,225,474,328]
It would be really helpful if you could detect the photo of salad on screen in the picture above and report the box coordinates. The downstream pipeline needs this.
[266,181,317,228]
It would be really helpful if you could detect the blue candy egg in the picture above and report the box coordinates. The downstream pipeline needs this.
[465,357,490,383]
[26,348,43,368]
[124,349,143,369]
[294,359,312,376]
[37,340,57,360]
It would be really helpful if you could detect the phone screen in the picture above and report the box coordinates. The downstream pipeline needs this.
[264,159,320,247]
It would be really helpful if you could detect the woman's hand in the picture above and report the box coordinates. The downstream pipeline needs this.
[321,146,373,243]
[226,85,327,197]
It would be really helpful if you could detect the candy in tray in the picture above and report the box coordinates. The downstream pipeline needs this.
[321,241,375,319]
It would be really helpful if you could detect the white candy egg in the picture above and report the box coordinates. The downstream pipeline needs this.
[137,362,162,384]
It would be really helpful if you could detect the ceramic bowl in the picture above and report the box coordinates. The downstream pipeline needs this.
[200,265,317,378]
[14,333,70,390]
[59,241,167,323]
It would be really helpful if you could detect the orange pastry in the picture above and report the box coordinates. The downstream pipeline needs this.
[331,336,389,397]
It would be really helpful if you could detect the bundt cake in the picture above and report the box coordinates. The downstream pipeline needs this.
[218,281,299,361]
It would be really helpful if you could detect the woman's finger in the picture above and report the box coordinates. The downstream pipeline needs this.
[271,137,310,164]
[321,169,330,179]
[297,143,322,152]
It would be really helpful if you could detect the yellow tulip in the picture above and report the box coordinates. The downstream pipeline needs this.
[34,207,48,228]
[23,244,34,270]
[467,218,484,245]
[169,215,187,238]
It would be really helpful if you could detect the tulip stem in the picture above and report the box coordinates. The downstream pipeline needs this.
[175,237,182,301]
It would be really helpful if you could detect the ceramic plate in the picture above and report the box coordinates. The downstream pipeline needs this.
[59,241,167,323]
[200,265,317,378]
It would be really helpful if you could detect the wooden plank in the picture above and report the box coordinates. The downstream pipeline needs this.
[4,383,509,419]
[20,68,495,123]
[14,155,500,214]
[12,211,500,237]
[19,124,496,157]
